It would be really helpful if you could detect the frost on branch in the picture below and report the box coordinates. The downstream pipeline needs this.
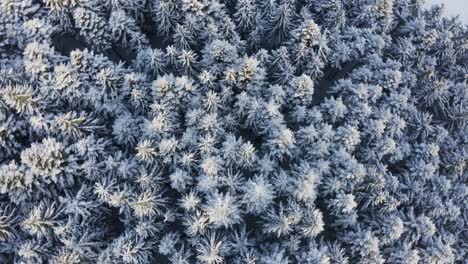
[0,0,466,263]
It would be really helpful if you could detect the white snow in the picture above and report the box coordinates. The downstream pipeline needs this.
[424,0,468,24]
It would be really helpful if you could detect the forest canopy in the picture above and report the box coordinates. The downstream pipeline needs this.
[0,0,467,263]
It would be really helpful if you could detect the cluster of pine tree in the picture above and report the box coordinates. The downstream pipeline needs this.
[0,0,467,263]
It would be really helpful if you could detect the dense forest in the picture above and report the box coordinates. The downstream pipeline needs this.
[0,0,466,263]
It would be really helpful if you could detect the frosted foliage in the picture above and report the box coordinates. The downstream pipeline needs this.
[0,0,466,263]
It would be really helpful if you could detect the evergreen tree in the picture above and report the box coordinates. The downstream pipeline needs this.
[0,0,466,263]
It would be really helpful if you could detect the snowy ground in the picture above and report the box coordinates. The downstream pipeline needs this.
[424,0,468,24]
